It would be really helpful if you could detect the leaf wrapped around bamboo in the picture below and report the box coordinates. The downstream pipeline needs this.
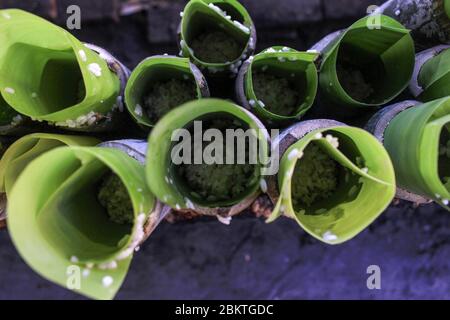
[146,98,270,220]
[125,55,209,131]
[0,133,99,229]
[374,0,450,48]
[367,97,450,208]
[0,10,131,133]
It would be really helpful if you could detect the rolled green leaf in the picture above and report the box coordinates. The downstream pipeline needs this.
[0,195,5,228]
[0,90,49,136]
[125,55,209,130]
[410,45,450,101]
[266,120,396,244]
[374,0,450,48]
[0,135,15,159]
[366,98,450,208]
[315,15,415,108]
[178,0,256,77]
[0,9,130,132]
[146,98,270,219]
[365,100,430,203]
[99,139,148,165]
[0,133,99,229]
[235,47,319,124]
[7,146,164,299]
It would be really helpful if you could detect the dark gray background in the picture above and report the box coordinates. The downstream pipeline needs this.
[0,0,449,299]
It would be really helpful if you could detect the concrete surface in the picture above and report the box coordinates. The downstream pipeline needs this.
[0,1,448,300]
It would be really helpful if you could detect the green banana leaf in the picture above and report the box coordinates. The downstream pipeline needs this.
[0,9,124,132]
[416,46,450,101]
[374,0,450,48]
[0,136,15,158]
[319,15,415,108]
[0,133,99,196]
[240,46,318,123]
[179,0,256,76]
[0,135,15,228]
[383,97,450,208]
[0,87,46,136]
[267,123,396,244]
[125,55,209,130]
[7,146,156,299]
[146,98,269,217]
